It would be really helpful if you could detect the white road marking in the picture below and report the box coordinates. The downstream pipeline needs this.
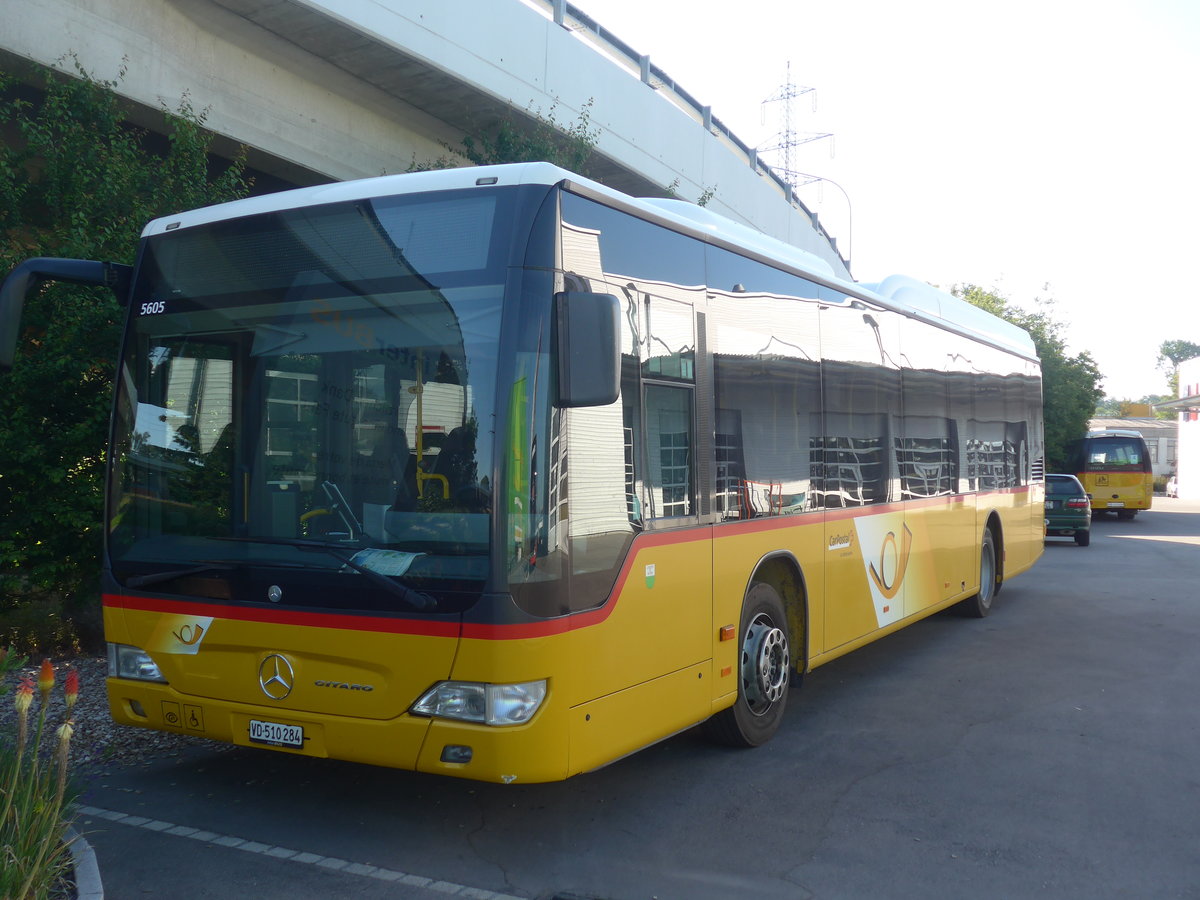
[76,805,524,899]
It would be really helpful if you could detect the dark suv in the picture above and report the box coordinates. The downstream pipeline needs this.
[1045,474,1092,546]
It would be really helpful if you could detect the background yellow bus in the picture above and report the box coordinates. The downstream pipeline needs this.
[0,163,1044,783]
[1070,428,1154,518]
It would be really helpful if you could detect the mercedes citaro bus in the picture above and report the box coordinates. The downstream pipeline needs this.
[0,163,1044,782]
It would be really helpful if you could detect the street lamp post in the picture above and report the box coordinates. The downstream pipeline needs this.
[793,174,852,273]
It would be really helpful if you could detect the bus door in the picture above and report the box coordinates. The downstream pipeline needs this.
[552,198,710,718]
[898,316,975,608]
[569,289,711,700]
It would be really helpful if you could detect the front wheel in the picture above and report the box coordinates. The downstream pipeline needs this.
[703,582,792,747]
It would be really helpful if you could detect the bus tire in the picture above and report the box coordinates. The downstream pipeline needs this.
[703,582,791,748]
[959,529,998,618]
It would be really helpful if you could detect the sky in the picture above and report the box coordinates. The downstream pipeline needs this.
[572,0,1200,399]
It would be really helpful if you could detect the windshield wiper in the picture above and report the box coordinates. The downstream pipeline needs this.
[213,537,438,611]
[124,562,233,589]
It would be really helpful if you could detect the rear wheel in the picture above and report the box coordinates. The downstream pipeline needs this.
[959,529,998,618]
[703,582,791,747]
[1074,529,1090,547]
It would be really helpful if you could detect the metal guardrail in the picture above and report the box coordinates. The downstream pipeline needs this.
[535,0,848,270]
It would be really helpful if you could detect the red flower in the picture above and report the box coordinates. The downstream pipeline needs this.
[38,658,55,702]
[65,669,80,711]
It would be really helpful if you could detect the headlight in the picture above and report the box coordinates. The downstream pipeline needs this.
[411,679,547,726]
[107,643,167,683]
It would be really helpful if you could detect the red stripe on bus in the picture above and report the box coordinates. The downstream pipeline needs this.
[104,486,1033,640]
[103,593,460,637]
[103,529,700,641]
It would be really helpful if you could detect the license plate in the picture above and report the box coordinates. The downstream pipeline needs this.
[249,718,304,749]
[1047,500,1059,509]
[1106,502,1125,508]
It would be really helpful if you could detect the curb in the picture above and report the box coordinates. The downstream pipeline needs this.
[66,826,104,900]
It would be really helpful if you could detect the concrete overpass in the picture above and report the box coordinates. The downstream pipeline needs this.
[0,0,851,277]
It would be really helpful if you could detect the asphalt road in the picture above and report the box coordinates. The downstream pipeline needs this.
[76,499,1200,900]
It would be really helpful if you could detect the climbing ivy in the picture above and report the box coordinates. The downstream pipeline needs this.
[0,59,252,649]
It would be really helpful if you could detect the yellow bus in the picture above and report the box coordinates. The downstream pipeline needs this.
[0,163,1044,783]
[1070,428,1154,518]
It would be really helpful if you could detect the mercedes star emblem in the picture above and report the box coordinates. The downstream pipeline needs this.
[258,654,294,700]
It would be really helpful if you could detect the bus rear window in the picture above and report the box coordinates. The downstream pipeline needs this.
[1078,435,1150,471]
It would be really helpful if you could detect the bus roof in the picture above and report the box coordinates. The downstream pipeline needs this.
[140,161,1037,362]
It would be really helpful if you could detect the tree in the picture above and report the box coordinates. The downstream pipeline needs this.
[954,284,1103,472]
[409,98,601,177]
[461,97,601,175]
[0,60,252,640]
[409,99,719,208]
[1157,340,1200,368]
[1157,339,1200,396]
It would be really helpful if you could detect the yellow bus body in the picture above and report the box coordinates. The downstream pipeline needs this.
[1079,471,1153,513]
[105,488,1041,784]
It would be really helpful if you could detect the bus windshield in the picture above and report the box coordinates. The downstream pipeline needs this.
[107,190,512,612]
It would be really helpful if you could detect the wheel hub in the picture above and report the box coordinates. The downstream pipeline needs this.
[742,613,789,713]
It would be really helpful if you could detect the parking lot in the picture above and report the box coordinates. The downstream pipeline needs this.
[78,499,1200,899]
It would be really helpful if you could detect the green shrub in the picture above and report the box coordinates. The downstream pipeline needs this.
[0,59,252,650]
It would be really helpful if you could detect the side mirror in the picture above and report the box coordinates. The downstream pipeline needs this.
[0,257,132,371]
[554,290,620,408]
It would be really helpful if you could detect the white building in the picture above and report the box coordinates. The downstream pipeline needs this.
[1155,357,1200,500]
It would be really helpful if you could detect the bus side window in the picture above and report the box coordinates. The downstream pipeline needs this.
[707,246,822,519]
